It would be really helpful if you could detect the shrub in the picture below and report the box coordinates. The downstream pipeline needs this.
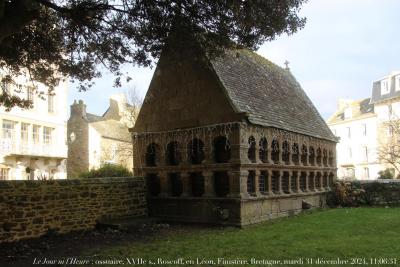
[378,169,394,179]
[78,163,132,178]
[327,180,365,207]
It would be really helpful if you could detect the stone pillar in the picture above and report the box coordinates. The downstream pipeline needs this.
[267,169,273,195]
[296,171,301,193]
[305,171,310,193]
[203,171,215,197]
[181,172,191,197]
[228,170,246,198]
[255,141,260,163]
[255,169,262,197]
[288,171,294,194]
[277,170,283,194]
[278,140,283,165]
[203,144,213,164]
[159,171,169,197]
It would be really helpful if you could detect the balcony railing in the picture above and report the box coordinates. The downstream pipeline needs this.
[0,138,66,158]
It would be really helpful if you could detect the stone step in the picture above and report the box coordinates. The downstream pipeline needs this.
[96,216,161,232]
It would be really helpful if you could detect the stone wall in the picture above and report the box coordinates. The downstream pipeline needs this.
[0,177,146,243]
[359,180,400,205]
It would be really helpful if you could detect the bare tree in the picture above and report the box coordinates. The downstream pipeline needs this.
[377,118,400,176]
[115,87,143,164]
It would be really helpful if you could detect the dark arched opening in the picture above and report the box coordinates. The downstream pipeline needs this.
[213,136,231,163]
[188,138,205,164]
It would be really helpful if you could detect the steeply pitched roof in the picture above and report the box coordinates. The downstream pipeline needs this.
[210,49,336,142]
[90,119,131,142]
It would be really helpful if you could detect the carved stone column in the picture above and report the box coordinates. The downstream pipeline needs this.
[305,171,310,193]
[267,169,273,196]
[277,170,283,194]
[203,171,215,197]
[255,169,262,197]
[181,172,191,197]
[228,170,247,198]
[296,171,301,193]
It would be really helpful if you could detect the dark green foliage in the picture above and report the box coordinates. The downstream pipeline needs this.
[0,0,307,109]
[327,180,365,207]
[378,168,394,179]
[328,180,400,207]
[78,163,132,178]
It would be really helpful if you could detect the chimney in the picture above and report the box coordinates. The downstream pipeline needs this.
[70,99,87,119]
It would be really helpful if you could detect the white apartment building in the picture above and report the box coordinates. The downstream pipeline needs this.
[0,76,68,180]
[327,71,400,180]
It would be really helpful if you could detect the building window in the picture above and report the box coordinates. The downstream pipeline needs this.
[190,172,204,197]
[146,174,160,196]
[2,120,15,139]
[271,139,280,164]
[247,136,256,163]
[363,146,368,162]
[214,171,229,197]
[43,127,53,145]
[188,138,205,164]
[213,136,231,163]
[146,143,159,166]
[362,123,367,136]
[247,171,256,194]
[169,173,183,197]
[32,125,40,144]
[166,141,180,166]
[300,172,307,191]
[388,104,393,118]
[259,137,268,163]
[271,171,280,194]
[347,127,351,138]
[282,141,290,165]
[0,168,9,180]
[27,86,34,102]
[259,171,267,193]
[381,79,390,95]
[21,123,29,143]
[364,167,370,179]
[48,94,55,113]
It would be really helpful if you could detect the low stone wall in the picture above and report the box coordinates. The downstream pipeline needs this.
[359,180,400,205]
[0,177,146,243]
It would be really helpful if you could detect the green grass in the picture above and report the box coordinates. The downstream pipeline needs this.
[83,208,400,267]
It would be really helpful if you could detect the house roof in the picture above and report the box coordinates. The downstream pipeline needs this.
[90,119,131,142]
[370,71,400,104]
[210,49,336,142]
[86,113,104,123]
[326,98,375,125]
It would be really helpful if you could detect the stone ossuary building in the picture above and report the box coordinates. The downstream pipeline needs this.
[132,40,337,226]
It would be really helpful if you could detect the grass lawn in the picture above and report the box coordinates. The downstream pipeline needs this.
[82,208,400,267]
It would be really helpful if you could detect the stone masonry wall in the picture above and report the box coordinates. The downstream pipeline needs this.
[359,180,400,205]
[0,177,146,243]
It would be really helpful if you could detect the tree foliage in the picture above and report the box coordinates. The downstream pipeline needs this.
[0,0,307,109]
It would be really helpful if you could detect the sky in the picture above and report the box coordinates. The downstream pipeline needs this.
[68,0,400,120]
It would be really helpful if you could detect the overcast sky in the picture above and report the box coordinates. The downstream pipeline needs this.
[68,0,400,120]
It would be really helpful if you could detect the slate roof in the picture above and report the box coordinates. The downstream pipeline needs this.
[370,72,400,104]
[210,49,336,142]
[326,98,375,125]
[90,120,131,142]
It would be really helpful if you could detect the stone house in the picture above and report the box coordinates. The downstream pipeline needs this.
[132,39,337,226]
[67,95,133,178]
